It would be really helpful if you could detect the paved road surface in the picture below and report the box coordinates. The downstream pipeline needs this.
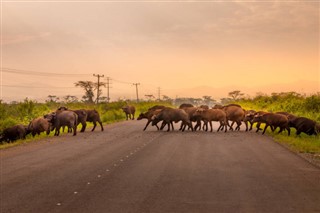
[1,120,320,213]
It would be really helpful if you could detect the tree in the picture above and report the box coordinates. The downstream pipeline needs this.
[220,98,232,105]
[202,95,216,106]
[63,95,78,103]
[162,95,172,102]
[46,95,59,103]
[228,90,244,100]
[75,81,95,103]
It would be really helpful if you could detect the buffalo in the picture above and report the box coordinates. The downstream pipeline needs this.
[252,113,290,136]
[193,108,228,132]
[28,117,51,137]
[0,124,30,143]
[45,111,78,136]
[152,107,193,132]
[137,109,163,131]
[289,117,319,136]
[122,105,136,120]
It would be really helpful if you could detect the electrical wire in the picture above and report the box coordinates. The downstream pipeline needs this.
[2,67,92,77]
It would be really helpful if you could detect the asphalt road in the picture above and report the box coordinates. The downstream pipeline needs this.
[1,120,320,213]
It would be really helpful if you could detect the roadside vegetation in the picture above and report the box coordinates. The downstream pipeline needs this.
[234,92,320,155]
[0,100,173,148]
[1,92,319,156]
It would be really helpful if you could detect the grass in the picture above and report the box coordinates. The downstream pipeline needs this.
[236,93,320,155]
[0,100,173,149]
[257,125,320,154]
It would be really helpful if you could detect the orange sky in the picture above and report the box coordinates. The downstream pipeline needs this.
[1,1,319,102]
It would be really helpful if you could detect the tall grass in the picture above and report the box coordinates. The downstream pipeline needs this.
[234,92,320,154]
[235,92,320,122]
[0,100,173,134]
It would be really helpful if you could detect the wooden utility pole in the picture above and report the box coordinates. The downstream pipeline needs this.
[133,83,140,102]
[93,74,104,104]
[106,77,112,102]
[157,87,161,101]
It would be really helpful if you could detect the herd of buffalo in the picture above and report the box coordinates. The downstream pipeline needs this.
[0,103,319,143]
[136,103,320,136]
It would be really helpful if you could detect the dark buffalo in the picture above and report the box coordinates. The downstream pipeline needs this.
[72,109,88,132]
[193,108,228,132]
[179,103,194,109]
[57,107,102,132]
[289,117,319,136]
[252,113,290,136]
[276,112,297,121]
[152,108,193,132]
[223,105,247,131]
[137,109,163,131]
[45,111,78,136]
[0,124,30,143]
[122,105,136,120]
[243,110,256,131]
[147,105,166,111]
[182,107,203,131]
[252,111,269,132]
[28,117,51,137]
[86,109,104,131]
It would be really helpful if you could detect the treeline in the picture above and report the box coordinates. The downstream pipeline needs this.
[0,99,172,132]
[234,92,320,122]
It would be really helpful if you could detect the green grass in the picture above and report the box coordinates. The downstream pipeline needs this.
[235,93,320,154]
[0,100,173,149]
[258,125,320,154]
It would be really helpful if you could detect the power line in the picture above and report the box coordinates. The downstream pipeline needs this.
[2,67,92,77]
[0,84,76,89]
[112,78,132,85]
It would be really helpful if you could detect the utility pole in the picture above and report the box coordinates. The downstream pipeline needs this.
[106,77,112,102]
[133,83,140,102]
[157,87,161,101]
[93,74,104,104]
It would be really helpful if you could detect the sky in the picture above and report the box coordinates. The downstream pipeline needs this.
[1,0,319,102]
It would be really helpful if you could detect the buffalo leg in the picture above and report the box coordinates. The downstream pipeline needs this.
[91,121,97,131]
[195,120,202,131]
[143,120,151,131]
[224,121,228,132]
[80,122,87,132]
[160,121,166,130]
[171,122,174,131]
[286,127,291,136]
[73,125,77,136]
[189,123,194,131]
[256,122,262,132]
[99,121,104,131]
[209,121,213,132]
[262,125,269,135]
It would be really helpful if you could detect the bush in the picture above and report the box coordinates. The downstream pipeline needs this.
[236,92,320,122]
